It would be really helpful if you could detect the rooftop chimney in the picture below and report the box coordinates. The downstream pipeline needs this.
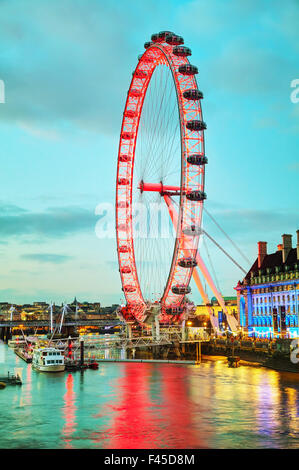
[258,241,267,268]
[282,234,292,263]
[277,244,283,251]
[297,230,299,261]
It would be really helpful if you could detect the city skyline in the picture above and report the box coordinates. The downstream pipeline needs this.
[0,0,298,305]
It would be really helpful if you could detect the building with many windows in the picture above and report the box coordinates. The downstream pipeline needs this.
[235,231,299,338]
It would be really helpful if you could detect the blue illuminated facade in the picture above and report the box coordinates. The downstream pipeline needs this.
[236,232,299,338]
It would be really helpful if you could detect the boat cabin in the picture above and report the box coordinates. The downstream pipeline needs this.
[33,348,64,367]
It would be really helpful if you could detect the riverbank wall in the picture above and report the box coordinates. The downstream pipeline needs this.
[201,343,299,373]
[132,340,299,373]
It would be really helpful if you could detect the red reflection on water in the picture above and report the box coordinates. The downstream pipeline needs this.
[93,363,161,449]
[93,363,205,449]
[62,373,77,448]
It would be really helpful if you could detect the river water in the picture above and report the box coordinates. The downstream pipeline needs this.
[0,340,299,449]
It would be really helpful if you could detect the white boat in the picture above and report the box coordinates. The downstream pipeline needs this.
[8,336,38,348]
[8,338,27,348]
[32,347,65,372]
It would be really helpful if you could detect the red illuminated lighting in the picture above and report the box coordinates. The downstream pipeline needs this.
[116,34,205,324]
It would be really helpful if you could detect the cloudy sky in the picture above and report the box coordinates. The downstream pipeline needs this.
[0,0,298,305]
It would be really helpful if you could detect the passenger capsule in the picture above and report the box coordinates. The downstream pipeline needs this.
[171,284,191,295]
[183,225,202,236]
[119,245,129,253]
[134,70,147,79]
[186,190,207,202]
[165,306,184,315]
[121,266,131,274]
[130,89,142,98]
[118,178,130,186]
[151,33,163,43]
[124,110,137,118]
[186,120,207,131]
[144,41,153,49]
[122,285,136,293]
[117,201,129,208]
[183,89,203,100]
[178,257,197,268]
[187,154,208,165]
[118,224,127,232]
[158,30,175,41]
[119,154,131,163]
[178,64,198,75]
[173,46,191,57]
[165,34,184,45]
[122,132,133,140]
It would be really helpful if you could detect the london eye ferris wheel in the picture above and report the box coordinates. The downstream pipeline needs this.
[116,31,207,325]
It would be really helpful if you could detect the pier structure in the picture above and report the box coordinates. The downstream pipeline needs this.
[45,327,210,362]
[0,326,12,342]
[0,319,122,328]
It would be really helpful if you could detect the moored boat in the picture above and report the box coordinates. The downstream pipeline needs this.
[15,347,33,363]
[88,360,99,370]
[32,347,65,372]
[8,338,27,348]
[0,372,22,385]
